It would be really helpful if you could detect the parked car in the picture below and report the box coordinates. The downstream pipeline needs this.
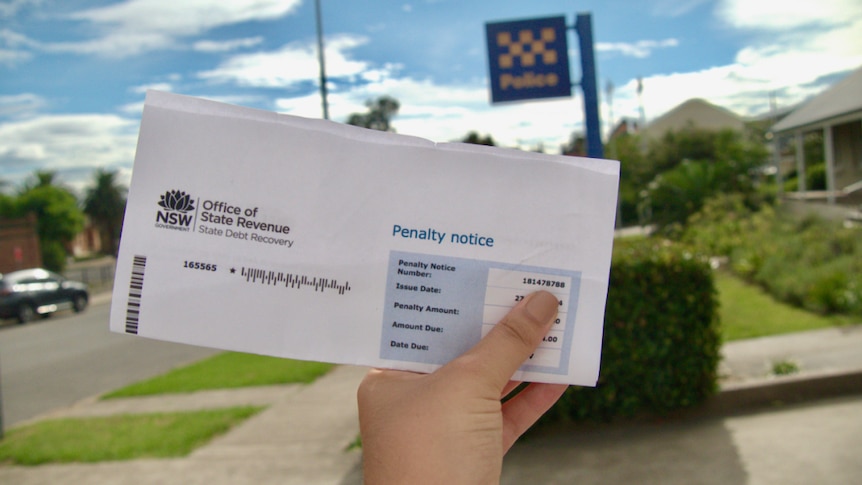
[0,268,89,324]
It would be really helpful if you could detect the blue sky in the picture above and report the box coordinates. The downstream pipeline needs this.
[1,0,861,193]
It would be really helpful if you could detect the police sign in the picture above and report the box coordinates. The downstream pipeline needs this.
[485,16,572,103]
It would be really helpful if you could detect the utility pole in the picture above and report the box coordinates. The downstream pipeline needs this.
[637,76,646,131]
[605,80,615,140]
[315,0,330,120]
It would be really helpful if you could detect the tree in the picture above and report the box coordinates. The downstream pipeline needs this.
[84,168,127,256]
[461,132,496,146]
[646,160,720,230]
[20,170,59,192]
[609,133,649,226]
[643,129,769,232]
[14,172,85,272]
[560,133,586,156]
[346,96,400,132]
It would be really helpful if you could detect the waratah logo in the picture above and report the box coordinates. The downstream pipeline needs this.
[158,190,195,213]
[155,190,196,229]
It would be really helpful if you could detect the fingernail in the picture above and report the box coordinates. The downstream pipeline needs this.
[524,291,558,324]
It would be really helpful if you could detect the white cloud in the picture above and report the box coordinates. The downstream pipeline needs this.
[0,28,38,65]
[650,0,710,17]
[47,0,301,57]
[0,48,32,66]
[199,35,372,87]
[121,91,265,116]
[276,73,579,152]
[70,0,301,35]
[0,0,43,18]
[713,0,862,96]
[193,36,263,53]
[597,38,679,58]
[130,82,174,95]
[120,82,178,114]
[707,0,862,113]
[717,0,862,30]
[602,0,862,126]
[0,93,46,119]
[0,114,139,193]
[0,28,38,48]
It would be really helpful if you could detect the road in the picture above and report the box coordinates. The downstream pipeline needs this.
[0,297,218,427]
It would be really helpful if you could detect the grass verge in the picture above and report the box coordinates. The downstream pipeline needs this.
[716,271,856,341]
[103,352,333,399]
[0,407,263,466]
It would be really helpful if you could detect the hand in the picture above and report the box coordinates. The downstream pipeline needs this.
[357,290,568,484]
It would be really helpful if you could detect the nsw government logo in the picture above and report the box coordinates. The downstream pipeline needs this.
[155,189,197,232]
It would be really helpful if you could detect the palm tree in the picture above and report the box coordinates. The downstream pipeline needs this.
[83,169,127,256]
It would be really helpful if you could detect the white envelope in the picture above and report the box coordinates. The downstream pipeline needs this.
[110,91,619,386]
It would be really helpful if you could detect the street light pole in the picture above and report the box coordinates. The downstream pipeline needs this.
[315,0,330,120]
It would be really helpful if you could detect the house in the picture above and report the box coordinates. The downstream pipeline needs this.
[771,66,862,206]
[640,98,745,140]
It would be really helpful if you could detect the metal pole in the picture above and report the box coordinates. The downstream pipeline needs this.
[315,0,330,120]
[575,13,603,159]
[0,356,4,439]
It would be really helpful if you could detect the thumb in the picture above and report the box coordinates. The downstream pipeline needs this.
[456,290,559,390]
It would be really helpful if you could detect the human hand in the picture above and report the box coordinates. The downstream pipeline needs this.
[357,290,568,484]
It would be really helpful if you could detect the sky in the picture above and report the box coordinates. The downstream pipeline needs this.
[1,0,861,195]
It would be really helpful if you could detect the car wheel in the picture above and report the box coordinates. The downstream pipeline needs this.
[17,304,36,324]
[73,294,88,313]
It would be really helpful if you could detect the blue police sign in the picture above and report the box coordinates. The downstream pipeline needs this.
[485,16,572,103]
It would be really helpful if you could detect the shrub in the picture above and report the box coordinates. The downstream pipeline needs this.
[806,163,827,191]
[545,238,720,422]
[682,197,862,317]
[682,193,754,257]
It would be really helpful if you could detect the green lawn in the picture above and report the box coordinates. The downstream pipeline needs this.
[716,271,857,341]
[103,352,334,399]
[0,407,263,466]
[0,354,333,466]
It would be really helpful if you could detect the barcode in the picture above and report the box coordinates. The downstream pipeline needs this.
[125,255,147,334]
[240,267,351,295]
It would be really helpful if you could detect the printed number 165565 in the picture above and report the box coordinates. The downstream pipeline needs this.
[183,261,217,271]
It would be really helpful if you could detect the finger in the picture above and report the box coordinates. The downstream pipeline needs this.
[458,290,559,390]
[501,380,523,399]
[501,383,569,452]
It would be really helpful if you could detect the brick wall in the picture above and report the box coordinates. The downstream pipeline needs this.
[0,214,42,273]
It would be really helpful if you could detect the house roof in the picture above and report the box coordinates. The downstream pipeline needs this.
[641,98,744,138]
[772,65,862,133]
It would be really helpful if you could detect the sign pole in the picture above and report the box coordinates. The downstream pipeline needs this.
[575,13,603,159]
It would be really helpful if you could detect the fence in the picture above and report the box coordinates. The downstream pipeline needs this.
[63,258,116,290]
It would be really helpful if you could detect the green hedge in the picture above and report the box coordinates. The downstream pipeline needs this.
[545,238,720,422]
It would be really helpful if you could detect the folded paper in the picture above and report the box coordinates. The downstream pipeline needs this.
[110,91,619,386]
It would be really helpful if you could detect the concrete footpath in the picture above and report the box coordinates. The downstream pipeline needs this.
[1,326,861,484]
